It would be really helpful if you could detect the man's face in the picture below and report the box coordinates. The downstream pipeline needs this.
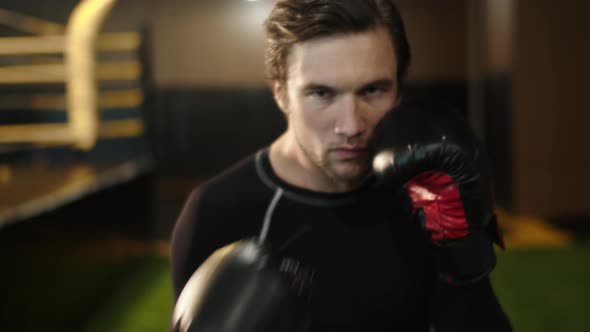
[277,27,399,187]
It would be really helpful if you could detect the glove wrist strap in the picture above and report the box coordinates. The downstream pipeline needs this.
[433,230,497,285]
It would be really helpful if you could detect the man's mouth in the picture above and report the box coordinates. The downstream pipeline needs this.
[331,145,368,159]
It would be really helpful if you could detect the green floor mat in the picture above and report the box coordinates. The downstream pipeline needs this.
[85,245,590,332]
[82,258,173,332]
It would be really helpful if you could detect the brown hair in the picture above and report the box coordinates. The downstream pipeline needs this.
[264,0,411,89]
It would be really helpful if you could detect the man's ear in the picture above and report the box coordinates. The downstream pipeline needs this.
[272,81,289,115]
[395,94,402,108]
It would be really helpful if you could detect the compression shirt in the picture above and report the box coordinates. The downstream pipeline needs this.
[170,149,512,331]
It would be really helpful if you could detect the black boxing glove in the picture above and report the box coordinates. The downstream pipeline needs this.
[372,100,504,285]
[170,239,313,332]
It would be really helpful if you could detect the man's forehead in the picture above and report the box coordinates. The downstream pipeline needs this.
[286,27,398,88]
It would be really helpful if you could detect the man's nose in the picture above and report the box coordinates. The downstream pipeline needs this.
[334,95,365,137]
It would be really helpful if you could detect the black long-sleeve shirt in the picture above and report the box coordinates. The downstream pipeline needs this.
[170,149,512,331]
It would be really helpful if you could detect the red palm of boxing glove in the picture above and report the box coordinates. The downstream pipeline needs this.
[373,100,504,285]
[406,171,469,244]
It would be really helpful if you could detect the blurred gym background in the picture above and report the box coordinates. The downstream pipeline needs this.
[0,0,588,331]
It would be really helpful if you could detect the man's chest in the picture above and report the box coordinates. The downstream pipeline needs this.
[264,206,433,330]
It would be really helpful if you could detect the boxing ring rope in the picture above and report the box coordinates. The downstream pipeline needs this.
[0,0,144,150]
[0,1,153,228]
[0,8,65,35]
[0,32,140,56]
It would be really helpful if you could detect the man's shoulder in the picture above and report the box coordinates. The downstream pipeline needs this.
[175,150,273,243]
[186,150,269,210]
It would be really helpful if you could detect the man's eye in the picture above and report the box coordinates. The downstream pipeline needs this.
[309,89,332,98]
[363,86,385,96]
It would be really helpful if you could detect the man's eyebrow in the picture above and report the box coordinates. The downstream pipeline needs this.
[301,83,335,92]
[358,79,395,90]
[301,79,395,93]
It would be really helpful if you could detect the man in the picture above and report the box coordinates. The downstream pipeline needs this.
[170,0,512,330]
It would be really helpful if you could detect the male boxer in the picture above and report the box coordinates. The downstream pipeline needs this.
[170,1,512,331]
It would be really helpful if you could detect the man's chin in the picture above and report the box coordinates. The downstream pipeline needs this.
[330,160,370,183]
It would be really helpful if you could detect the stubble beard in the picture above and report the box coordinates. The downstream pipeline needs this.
[294,131,370,188]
